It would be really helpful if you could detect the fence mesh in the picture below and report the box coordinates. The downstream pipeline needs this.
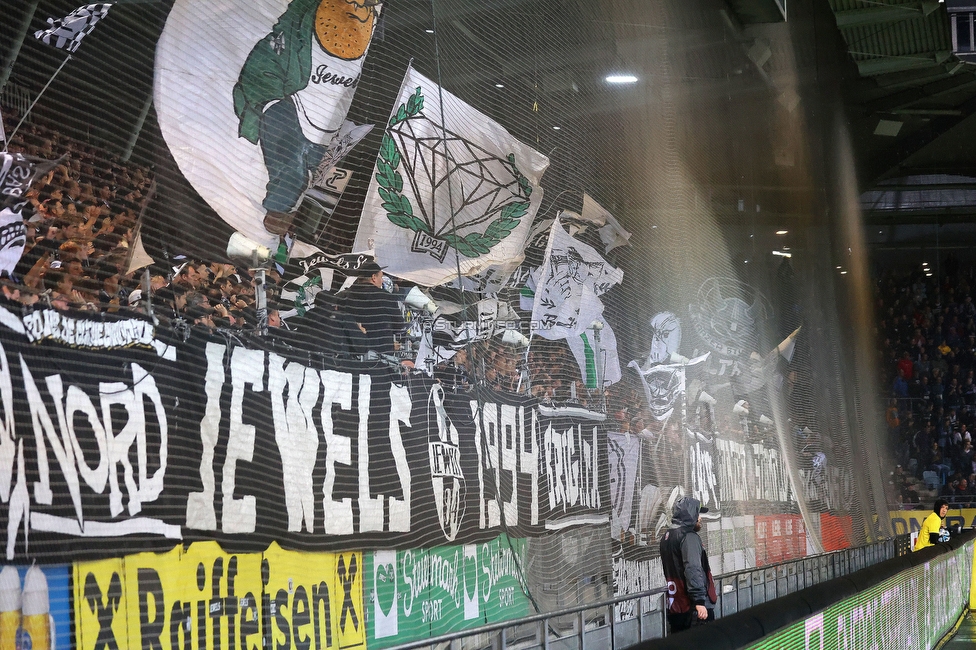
[0,0,894,647]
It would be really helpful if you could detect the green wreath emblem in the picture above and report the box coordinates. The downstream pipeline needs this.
[375,87,532,259]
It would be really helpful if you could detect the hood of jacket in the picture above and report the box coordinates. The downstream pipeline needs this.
[671,496,702,530]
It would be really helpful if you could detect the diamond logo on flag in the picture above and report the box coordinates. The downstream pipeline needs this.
[34,4,113,53]
[386,103,533,262]
[355,67,549,287]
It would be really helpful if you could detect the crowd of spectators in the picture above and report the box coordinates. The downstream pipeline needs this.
[878,255,976,507]
[0,112,603,397]
[0,113,692,421]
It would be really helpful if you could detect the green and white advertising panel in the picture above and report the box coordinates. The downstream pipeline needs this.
[365,535,533,648]
[747,540,975,650]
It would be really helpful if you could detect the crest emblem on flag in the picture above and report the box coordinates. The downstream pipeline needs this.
[376,87,533,262]
[355,67,548,287]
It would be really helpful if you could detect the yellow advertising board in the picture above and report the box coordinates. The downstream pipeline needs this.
[889,508,976,536]
[73,543,363,650]
[264,543,365,650]
[74,556,128,650]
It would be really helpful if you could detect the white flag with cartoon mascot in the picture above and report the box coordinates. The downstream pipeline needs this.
[155,0,381,249]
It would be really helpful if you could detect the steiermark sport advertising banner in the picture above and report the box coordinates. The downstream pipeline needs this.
[365,534,532,648]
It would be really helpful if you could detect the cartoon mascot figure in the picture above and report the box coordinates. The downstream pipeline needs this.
[233,0,382,235]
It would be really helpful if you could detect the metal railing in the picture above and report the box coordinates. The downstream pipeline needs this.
[386,535,909,650]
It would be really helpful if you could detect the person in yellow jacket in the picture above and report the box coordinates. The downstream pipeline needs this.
[914,499,949,551]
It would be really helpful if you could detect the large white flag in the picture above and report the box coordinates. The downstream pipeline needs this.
[530,219,623,341]
[353,66,549,286]
[155,0,381,248]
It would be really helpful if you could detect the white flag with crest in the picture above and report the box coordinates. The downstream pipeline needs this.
[354,66,549,287]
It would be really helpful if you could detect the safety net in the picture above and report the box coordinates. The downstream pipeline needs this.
[0,0,893,647]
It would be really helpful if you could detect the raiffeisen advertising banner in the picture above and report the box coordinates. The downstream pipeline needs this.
[74,542,366,650]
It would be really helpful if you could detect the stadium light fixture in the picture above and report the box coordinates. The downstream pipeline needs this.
[776,230,788,235]
[495,83,504,88]
[772,250,792,258]
[606,74,638,84]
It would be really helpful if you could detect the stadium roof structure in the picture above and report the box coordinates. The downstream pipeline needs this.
[828,0,976,187]
[3,0,976,255]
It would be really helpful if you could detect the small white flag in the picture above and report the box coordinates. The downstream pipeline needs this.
[530,218,623,341]
[628,353,709,423]
[581,193,632,254]
[608,433,641,539]
[125,230,155,275]
[35,4,113,54]
[567,320,622,388]
[774,326,801,363]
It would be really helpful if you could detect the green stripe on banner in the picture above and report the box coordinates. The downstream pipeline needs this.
[581,332,597,388]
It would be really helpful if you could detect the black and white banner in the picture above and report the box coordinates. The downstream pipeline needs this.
[0,304,609,561]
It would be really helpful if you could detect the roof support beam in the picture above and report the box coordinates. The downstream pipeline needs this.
[835,2,940,28]
[856,51,951,76]
[862,70,976,113]
[862,96,976,184]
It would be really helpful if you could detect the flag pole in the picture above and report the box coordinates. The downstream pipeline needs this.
[3,53,71,152]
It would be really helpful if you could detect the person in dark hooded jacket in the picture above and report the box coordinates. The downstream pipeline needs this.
[660,496,717,632]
